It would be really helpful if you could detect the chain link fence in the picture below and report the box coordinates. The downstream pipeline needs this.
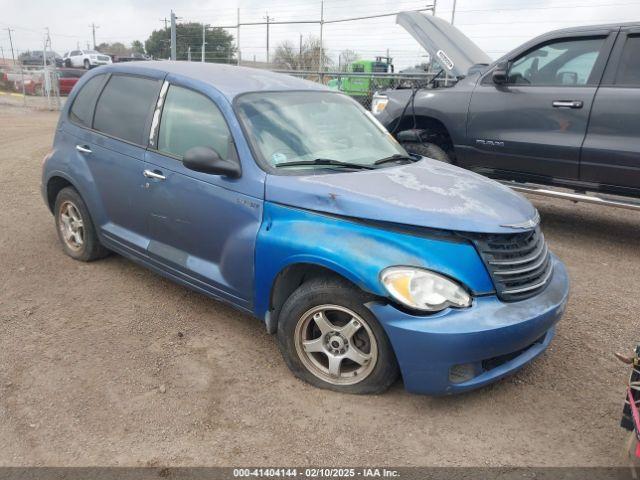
[0,60,71,110]
[0,61,455,113]
[275,69,455,110]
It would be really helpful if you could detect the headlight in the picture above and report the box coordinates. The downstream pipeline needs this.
[371,94,388,115]
[380,267,471,312]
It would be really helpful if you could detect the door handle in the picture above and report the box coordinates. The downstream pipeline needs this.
[552,100,583,109]
[75,144,92,153]
[143,169,166,180]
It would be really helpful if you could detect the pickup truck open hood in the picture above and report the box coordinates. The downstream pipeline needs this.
[265,159,539,234]
[397,11,492,78]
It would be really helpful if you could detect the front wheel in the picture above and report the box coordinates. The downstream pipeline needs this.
[277,278,399,394]
[402,142,451,163]
[83,59,91,70]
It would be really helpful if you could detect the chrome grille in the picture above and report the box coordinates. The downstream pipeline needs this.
[470,227,553,302]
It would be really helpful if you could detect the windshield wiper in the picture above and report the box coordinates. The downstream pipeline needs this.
[373,154,418,166]
[274,158,377,170]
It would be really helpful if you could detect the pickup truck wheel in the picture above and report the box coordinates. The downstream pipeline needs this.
[277,278,399,394]
[54,187,109,262]
[402,142,451,163]
[83,59,91,70]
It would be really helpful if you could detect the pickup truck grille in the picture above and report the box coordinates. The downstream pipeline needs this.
[98,55,111,61]
[470,227,553,302]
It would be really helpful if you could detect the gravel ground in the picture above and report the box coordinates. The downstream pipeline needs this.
[0,104,637,467]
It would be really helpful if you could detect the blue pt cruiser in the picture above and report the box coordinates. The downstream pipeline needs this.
[41,62,569,395]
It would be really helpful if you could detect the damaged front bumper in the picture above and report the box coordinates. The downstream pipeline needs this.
[367,255,569,395]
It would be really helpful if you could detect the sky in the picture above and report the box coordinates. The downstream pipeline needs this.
[1,0,640,69]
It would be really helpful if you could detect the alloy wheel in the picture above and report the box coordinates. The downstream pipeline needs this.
[294,304,378,385]
[58,201,84,251]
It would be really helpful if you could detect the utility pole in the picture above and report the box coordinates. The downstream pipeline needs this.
[89,23,99,49]
[451,0,457,24]
[187,46,191,61]
[170,10,177,60]
[43,28,51,108]
[319,0,324,75]
[6,28,15,63]
[0,46,4,60]
[432,0,437,16]
[201,23,206,62]
[160,17,169,30]
[237,8,241,66]
[264,13,273,64]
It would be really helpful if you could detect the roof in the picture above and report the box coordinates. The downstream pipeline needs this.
[101,60,328,100]
[543,22,640,36]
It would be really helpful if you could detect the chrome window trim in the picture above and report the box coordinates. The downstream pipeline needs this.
[149,80,170,148]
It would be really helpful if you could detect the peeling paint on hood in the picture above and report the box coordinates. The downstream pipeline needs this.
[265,158,539,234]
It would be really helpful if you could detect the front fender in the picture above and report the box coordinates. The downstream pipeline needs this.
[253,202,494,321]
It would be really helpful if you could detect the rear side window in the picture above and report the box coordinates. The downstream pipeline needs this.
[615,35,640,86]
[93,75,161,145]
[69,74,105,127]
[157,85,232,159]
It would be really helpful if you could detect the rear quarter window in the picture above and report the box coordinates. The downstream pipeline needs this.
[615,35,640,86]
[69,74,106,127]
[93,75,161,145]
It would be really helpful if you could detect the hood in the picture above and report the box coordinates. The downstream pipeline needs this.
[396,11,492,78]
[265,159,539,235]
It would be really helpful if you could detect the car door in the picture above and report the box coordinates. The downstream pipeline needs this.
[143,81,262,308]
[465,32,614,180]
[68,51,78,67]
[75,72,163,254]
[580,27,640,191]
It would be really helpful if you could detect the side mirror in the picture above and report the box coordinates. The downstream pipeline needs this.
[492,62,509,85]
[183,146,241,178]
[558,71,578,85]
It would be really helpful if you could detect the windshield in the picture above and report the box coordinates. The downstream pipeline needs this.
[235,91,407,171]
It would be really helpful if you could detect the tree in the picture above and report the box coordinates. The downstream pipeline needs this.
[131,40,145,55]
[338,49,359,71]
[273,35,332,71]
[96,42,129,56]
[273,41,299,69]
[144,23,236,63]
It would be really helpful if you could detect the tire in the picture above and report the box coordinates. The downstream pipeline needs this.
[83,59,91,70]
[277,277,399,394]
[402,142,451,163]
[34,85,43,96]
[54,187,109,262]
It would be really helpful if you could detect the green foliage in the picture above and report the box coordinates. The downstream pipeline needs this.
[131,40,145,54]
[144,23,236,62]
[96,42,129,56]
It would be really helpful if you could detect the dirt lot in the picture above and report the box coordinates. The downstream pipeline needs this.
[0,104,638,467]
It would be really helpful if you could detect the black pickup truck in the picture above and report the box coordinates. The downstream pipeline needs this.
[373,13,640,201]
